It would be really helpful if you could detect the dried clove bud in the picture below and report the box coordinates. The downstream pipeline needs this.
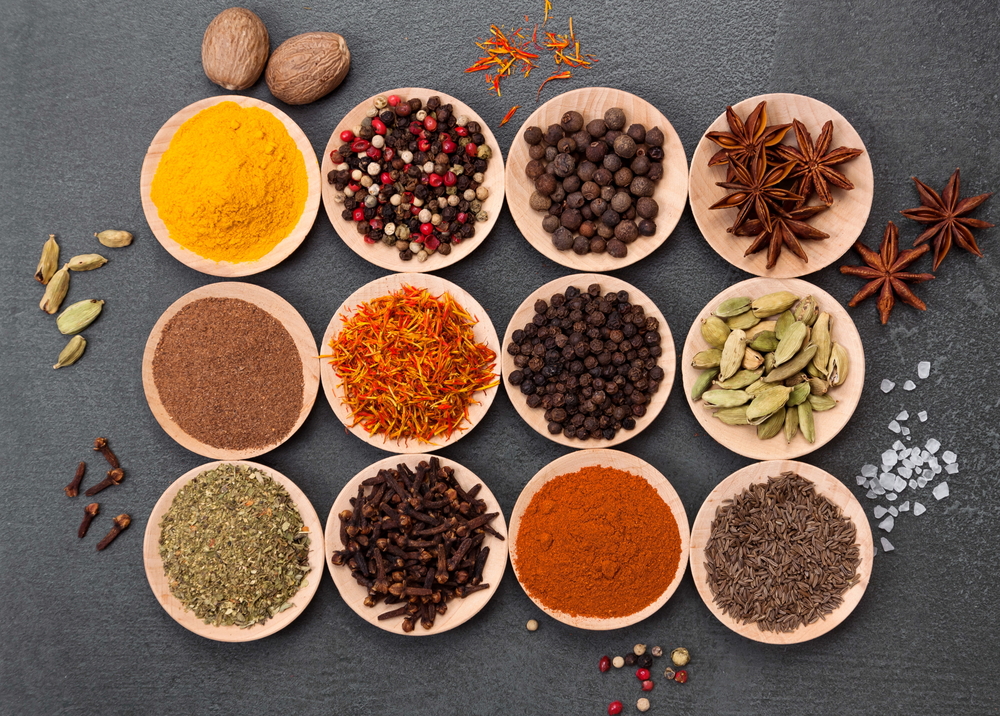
[84,468,124,496]
[93,437,120,469]
[65,462,86,497]
[78,503,99,538]
[96,514,130,550]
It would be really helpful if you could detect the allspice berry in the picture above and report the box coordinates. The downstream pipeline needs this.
[572,236,589,255]
[637,219,657,236]
[607,239,627,258]
[544,124,564,145]
[586,118,607,138]
[636,196,659,218]
[604,107,626,131]
[613,134,637,159]
[560,110,584,133]
[610,192,632,214]
[535,173,558,196]
[589,237,606,253]
[525,159,546,179]
[626,123,646,143]
[630,176,655,197]
[552,227,574,251]
[542,214,561,233]
[524,126,543,144]
[530,191,553,211]
[646,126,665,146]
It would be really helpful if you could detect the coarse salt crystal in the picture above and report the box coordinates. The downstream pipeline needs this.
[899,501,910,512]
[866,489,878,500]
[945,463,959,475]
[896,411,909,421]
[880,473,897,490]
[908,479,918,490]
[862,464,877,478]
[889,506,898,517]
[856,475,867,485]
[911,454,924,467]
[918,361,931,379]
[901,458,914,469]
[881,379,895,393]
[926,438,941,454]
[893,441,905,452]
[874,505,888,518]
[933,482,949,500]
[888,420,901,433]
[918,411,928,422]
[872,483,886,495]
[886,492,898,501]
[898,466,913,479]
[879,515,895,532]
[882,450,898,466]
[903,380,916,391]
[932,464,942,475]
[917,477,929,488]
[913,502,926,516]
[893,476,907,493]
[881,537,895,552]
[901,427,910,436]
[942,450,957,464]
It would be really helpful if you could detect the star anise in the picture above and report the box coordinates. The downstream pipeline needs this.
[840,221,935,324]
[899,168,994,270]
[733,204,830,269]
[705,101,792,178]
[709,148,801,232]
[775,119,863,206]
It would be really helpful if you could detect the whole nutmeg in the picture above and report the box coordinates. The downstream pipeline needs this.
[613,134,637,158]
[604,107,626,131]
[560,110,584,133]
[265,31,350,105]
[202,8,270,91]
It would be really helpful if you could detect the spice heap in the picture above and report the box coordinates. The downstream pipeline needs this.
[159,463,311,628]
[706,100,864,269]
[507,282,665,441]
[330,457,503,631]
[704,472,861,633]
[326,94,493,263]
[690,291,848,443]
[523,108,666,258]
[325,286,498,444]
[513,465,681,619]
[152,297,304,452]
[150,101,308,263]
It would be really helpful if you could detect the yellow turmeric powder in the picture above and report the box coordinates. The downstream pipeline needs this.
[150,101,308,263]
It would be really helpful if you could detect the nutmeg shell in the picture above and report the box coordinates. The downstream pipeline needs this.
[201,7,270,91]
[265,31,351,105]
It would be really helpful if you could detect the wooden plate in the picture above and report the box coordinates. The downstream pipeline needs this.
[142,282,320,460]
[321,88,505,273]
[324,453,508,635]
[505,87,688,271]
[509,449,689,630]
[689,459,873,644]
[689,93,874,278]
[501,274,675,448]
[680,277,864,460]
[320,273,500,453]
[143,460,325,642]
[140,95,321,277]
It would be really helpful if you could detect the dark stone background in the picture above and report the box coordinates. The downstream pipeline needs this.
[1,0,997,713]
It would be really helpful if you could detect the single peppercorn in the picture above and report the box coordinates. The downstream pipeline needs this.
[607,701,623,716]
[599,655,611,673]
[637,697,651,713]
[664,667,675,679]
[636,653,653,669]
[636,668,650,680]
[650,646,663,658]
[624,653,637,667]
[526,619,539,631]
[670,647,690,666]
[641,680,654,692]
[674,670,688,684]
[612,656,625,669]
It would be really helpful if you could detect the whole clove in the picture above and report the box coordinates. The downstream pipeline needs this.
[65,462,86,497]
[84,468,124,496]
[96,513,130,550]
[93,437,120,469]
[78,503,99,538]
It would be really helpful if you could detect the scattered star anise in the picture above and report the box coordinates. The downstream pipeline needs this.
[733,204,829,269]
[705,101,792,179]
[709,148,801,232]
[899,168,994,270]
[775,119,864,206]
[840,221,935,324]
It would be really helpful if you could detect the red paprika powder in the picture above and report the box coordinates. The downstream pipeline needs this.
[513,465,681,619]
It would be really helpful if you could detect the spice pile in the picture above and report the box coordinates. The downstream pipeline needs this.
[325,286,498,444]
[597,644,692,713]
[513,465,681,619]
[327,94,493,263]
[64,437,131,551]
[330,457,503,631]
[704,472,861,633]
[158,463,311,628]
[523,108,666,258]
[690,290,847,443]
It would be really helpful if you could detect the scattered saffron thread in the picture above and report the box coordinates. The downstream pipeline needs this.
[499,105,521,126]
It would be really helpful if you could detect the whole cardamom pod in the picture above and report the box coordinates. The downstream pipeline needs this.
[756,408,786,440]
[713,406,750,425]
[95,230,133,248]
[691,367,719,401]
[39,263,70,314]
[773,321,807,366]
[751,291,798,318]
[745,320,776,340]
[763,344,818,383]
[742,347,764,370]
[700,315,731,349]
[792,294,818,325]
[798,401,816,443]
[714,296,752,318]
[702,388,751,408]
[827,343,849,387]
[811,312,832,376]
[691,348,722,369]
[715,368,762,390]
[787,381,811,407]
[35,234,59,284]
[746,385,792,421]
[808,393,837,412]
[68,253,108,271]
[719,329,747,381]
[784,404,800,443]
[748,331,778,353]
[725,310,760,331]
[53,335,87,369]
[775,310,795,340]
[57,299,104,335]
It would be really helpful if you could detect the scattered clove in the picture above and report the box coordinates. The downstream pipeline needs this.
[64,462,86,497]
[93,437,120,469]
[78,503,99,538]
[96,514,130,550]
[84,468,123,496]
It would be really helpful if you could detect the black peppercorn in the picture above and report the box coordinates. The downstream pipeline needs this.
[625,653,638,667]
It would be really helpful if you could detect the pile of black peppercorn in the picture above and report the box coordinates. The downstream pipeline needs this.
[523,107,665,258]
[507,283,665,441]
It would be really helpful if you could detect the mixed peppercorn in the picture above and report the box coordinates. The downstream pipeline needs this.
[599,643,692,713]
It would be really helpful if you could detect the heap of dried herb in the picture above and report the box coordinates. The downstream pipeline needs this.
[158,464,311,629]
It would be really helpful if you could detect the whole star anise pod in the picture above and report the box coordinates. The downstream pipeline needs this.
[840,221,935,324]
[709,148,801,232]
[775,119,863,206]
[705,101,792,177]
[733,204,830,269]
[899,168,994,270]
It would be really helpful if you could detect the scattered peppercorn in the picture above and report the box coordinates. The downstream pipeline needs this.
[526,619,539,632]
[650,646,663,658]
[633,643,647,656]
[599,655,611,673]
[612,656,625,669]
[624,653,638,667]
[674,670,688,684]
[641,680,654,692]
[608,701,623,716]
[670,647,690,667]
[637,697,651,712]
[664,667,675,679]
[637,654,653,669]
[636,668,650,681]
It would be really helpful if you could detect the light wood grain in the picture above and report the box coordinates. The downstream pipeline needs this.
[324,453,508,635]
[508,449,689,630]
[320,88,505,273]
[689,459,873,644]
[142,460,325,642]
[141,282,320,460]
[689,93,873,278]
[500,274,675,449]
[140,95,321,277]
[319,273,500,453]
[505,87,688,271]
[680,277,865,460]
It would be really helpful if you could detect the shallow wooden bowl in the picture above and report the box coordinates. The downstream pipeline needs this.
[320,273,500,453]
[143,460,325,642]
[505,87,688,271]
[509,449,689,630]
[689,459,873,644]
[325,453,508,635]
[142,282,320,460]
[501,273,675,448]
[689,93,873,278]
[680,277,864,460]
[140,95,321,277]
[321,88,505,273]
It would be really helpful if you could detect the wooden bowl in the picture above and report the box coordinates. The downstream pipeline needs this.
[509,449,689,629]
[505,87,688,271]
[324,453,508,635]
[321,88,505,273]
[142,282,320,460]
[680,277,864,460]
[320,273,500,453]
[143,460,325,642]
[501,274,675,448]
[140,95,321,277]
[689,459,873,644]
[689,93,873,278]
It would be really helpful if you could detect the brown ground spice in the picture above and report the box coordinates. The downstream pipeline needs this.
[152,297,304,451]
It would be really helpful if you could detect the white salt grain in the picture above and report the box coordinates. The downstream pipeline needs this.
[933,482,950,500]
[898,466,913,479]
[866,489,878,500]
[893,476,907,493]
[862,464,877,478]
[917,477,929,488]
[901,427,910,436]
[918,411,928,422]
[945,463,959,475]
[879,515,895,532]
[889,506,898,517]
[932,464,942,475]
[882,449,898,467]
[926,438,941,454]
[899,501,910,512]
[886,492,898,501]
[917,361,930,379]
[903,380,916,391]
[881,379,895,393]
[893,440,906,452]
[909,479,918,490]
[913,502,926,516]
[888,420,901,433]
[874,505,888,519]
[880,473,897,490]
[856,475,867,486]
[942,450,957,464]
[872,483,886,495]
[896,410,909,421]
[881,537,895,552]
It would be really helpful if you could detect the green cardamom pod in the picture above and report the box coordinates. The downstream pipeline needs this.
[756,408,786,440]
[702,388,751,408]
[808,377,829,395]
[39,263,70,314]
[691,367,719,401]
[691,348,722,369]
[762,343,819,383]
[806,361,824,378]
[775,310,795,340]
[95,230,133,248]
[719,329,747,381]
[68,253,108,271]
[784,372,808,386]
[745,378,768,396]
[715,296,752,318]
[811,312,832,376]
[53,335,86,369]
[745,320,776,340]
[787,381,811,407]
[746,385,792,421]
[725,310,761,331]
[792,294,818,326]
[784,404,800,443]
[713,406,750,425]
[35,234,59,284]
[827,342,849,387]
[715,369,762,390]
[752,291,799,318]
[742,347,764,370]
[773,321,807,366]
[700,315,731,349]
[749,331,778,353]
[798,401,816,443]
[763,351,776,375]
[56,299,104,335]
[807,393,837,412]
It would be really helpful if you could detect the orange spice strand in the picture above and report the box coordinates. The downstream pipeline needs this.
[537,69,572,99]
[499,105,521,127]
[324,286,498,444]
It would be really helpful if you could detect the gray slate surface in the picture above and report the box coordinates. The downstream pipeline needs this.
[1,0,998,713]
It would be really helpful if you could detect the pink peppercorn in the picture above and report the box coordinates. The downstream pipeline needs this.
[366,146,381,160]
[424,236,440,251]
[380,172,393,185]
[607,701,623,715]
[465,142,478,157]
[443,171,457,187]
[419,223,434,235]
[641,680,654,692]
[441,140,457,154]
[598,656,611,673]
[371,118,386,135]
[428,173,443,188]
[417,139,431,153]
[352,208,365,222]
[423,116,438,131]
[339,129,355,142]
[636,668,650,681]
[351,138,370,153]
[387,95,400,106]
[454,126,469,137]
[382,147,395,162]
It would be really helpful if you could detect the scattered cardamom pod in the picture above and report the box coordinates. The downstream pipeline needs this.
[700,315,731,349]
[714,296,751,318]
[95,230,133,248]
[827,343,849,387]
[751,291,798,318]
[39,263,70,314]
[691,367,719,401]
[797,401,816,443]
[68,253,108,271]
[756,408,786,440]
[57,299,104,335]
[691,348,722,369]
[784,404,800,443]
[719,329,747,381]
[35,234,59,284]
[53,335,86,369]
